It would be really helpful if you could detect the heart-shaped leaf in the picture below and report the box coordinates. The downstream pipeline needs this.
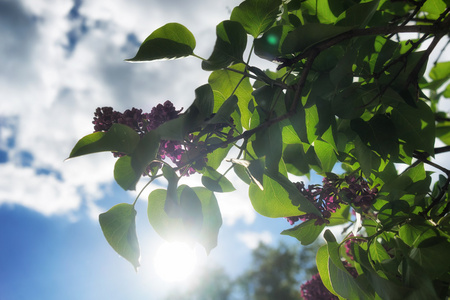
[202,21,247,70]
[99,203,140,271]
[230,0,282,38]
[69,124,140,158]
[126,23,196,61]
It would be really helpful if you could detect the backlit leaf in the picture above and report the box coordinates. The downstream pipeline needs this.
[69,124,140,158]
[113,130,160,190]
[99,203,140,271]
[202,166,236,193]
[230,0,282,38]
[281,219,325,245]
[126,23,195,61]
[202,21,247,70]
[249,169,321,217]
[209,64,254,129]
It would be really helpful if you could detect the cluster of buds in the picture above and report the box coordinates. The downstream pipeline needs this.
[286,176,342,226]
[285,175,378,226]
[341,176,379,212]
[93,101,202,176]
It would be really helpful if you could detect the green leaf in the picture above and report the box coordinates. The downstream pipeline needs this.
[335,0,379,28]
[114,156,139,191]
[163,165,181,218]
[147,187,222,253]
[444,83,450,98]
[69,124,140,158]
[113,130,160,190]
[154,115,187,141]
[328,204,351,226]
[254,122,283,172]
[351,115,398,160]
[202,21,247,70]
[429,61,450,81]
[99,203,140,271]
[281,219,325,245]
[201,166,236,193]
[368,240,391,263]
[314,140,337,173]
[354,245,411,300]
[179,185,203,239]
[353,137,381,178]
[329,48,356,89]
[402,257,440,299]
[301,0,338,24]
[316,244,339,297]
[254,25,290,60]
[380,164,431,204]
[283,144,311,175]
[230,0,282,38]
[190,84,214,121]
[281,24,352,54]
[391,101,435,155]
[191,187,222,254]
[289,106,309,144]
[233,163,252,185]
[410,237,450,277]
[253,85,286,114]
[209,64,254,129]
[126,23,195,61]
[249,169,321,217]
[331,84,367,119]
[420,0,447,16]
[208,95,238,124]
[399,222,438,247]
[148,189,181,242]
[325,230,373,299]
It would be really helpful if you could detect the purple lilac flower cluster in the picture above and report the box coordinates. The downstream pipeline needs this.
[92,101,202,175]
[285,175,378,226]
[286,177,342,226]
[341,176,379,212]
[300,273,338,300]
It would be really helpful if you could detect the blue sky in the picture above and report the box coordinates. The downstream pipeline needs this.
[0,0,314,299]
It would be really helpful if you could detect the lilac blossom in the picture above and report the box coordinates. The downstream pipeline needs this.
[300,273,338,300]
[92,101,222,176]
[286,177,342,226]
[341,176,379,212]
[285,175,378,226]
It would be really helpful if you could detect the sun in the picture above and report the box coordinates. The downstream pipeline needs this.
[154,241,198,282]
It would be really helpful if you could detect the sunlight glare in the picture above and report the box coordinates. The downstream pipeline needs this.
[154,242,197,282]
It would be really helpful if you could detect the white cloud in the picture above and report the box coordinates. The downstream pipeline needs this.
[215,177,257,226]
[0,0,254,225]
[237,230,273,249]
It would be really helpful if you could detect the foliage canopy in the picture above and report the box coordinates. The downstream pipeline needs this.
[69,0,450,298]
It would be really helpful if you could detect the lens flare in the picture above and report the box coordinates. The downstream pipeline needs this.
[154,242,197,282]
